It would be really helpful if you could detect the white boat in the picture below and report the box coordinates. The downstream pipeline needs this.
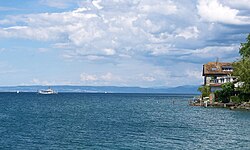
[38,88,57,95]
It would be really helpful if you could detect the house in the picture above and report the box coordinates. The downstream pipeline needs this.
[202,61,237,102]
[203,62,236,91]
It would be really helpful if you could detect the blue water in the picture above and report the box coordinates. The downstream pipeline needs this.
[0,93,249,149]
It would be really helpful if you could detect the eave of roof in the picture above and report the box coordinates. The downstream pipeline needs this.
[209,83,222,87]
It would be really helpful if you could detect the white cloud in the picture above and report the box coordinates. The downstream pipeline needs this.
[80,72,121,82]
[0,0,177,56]
[32,78,54,85]
[80,73,98,81]
[39,0,78,9]
[0,0,247,62]
[0,0,249,87]
[31,78,74,85]
[92,0,103,9]
[186,70,202,79]
[223,0,250,9]
[197,0,250,25]
[138,0,177,15]
[178,45,239,63]
[146,44,172,56]
[0,25,61,41]
[100,72,121,81]
[103,48,116,55]
[142,76,156,82]
[86,55,105,61]
[192,46,238,57]
[176,26,199,39]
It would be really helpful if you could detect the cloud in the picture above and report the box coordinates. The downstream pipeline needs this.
[92,0,103,10]
[0,0,247,62]
[197,0,250,25]
[103,48,116,56]
[142,76,156,82]
[31,78,74,85]
[32,78,52,85]
[0,25,61,41]
[80,72,123,85]
[80,72,121,82]
[39,0,79,9]
[0,6,21,11]
[186,70,202,79]
[100,72,121,81]
[0,0,249,86]
[178,45,239,63]
[176,26,200,39]
[223,0,250,10]
[138,0,177,15]
[80,73,98,81]
[0,0,178,54]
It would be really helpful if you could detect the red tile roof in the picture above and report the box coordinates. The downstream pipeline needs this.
[203,62,233,75]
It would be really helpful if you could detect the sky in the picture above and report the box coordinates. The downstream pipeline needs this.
[0,0,249,87]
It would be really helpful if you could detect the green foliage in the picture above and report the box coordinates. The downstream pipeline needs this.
[214,90,222,102]
[215,83,234,103]
[222,82,234,93]
[232,33,250,102]
[238,93,250,102]
[198,85,210,98]
[213,34,250,103]
[230,96,241,103]
[233,59,250,93]
[239,34,250,58]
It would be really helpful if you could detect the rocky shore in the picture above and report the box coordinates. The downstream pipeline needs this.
[189,100,250,110]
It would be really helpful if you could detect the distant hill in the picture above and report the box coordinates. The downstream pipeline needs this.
[0,85,200,94]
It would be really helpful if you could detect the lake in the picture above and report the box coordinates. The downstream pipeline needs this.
[0,93,249,149]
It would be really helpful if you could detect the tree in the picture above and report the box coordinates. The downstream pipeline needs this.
[233,59,250,93]
[198,85,210,98]
[215,83,234,103]
[232,33,250,101]
[239,34,250,58]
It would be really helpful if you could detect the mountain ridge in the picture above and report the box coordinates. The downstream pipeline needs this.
[0,85,200,94]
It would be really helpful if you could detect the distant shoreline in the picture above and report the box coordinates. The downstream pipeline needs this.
[0,91,199,95]
[0,85,200,94]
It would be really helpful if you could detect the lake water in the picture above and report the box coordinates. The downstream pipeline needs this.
[0,93,249,149]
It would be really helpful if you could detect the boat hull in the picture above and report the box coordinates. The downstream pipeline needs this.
[38,89,57,95]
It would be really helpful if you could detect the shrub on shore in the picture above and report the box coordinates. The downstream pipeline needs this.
[230,96,241,103]
[215,82,234,103]
[198,85,210,99]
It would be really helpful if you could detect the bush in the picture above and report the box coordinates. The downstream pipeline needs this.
[238,93,250,102]
[230,96,241,103]
[214,83,235,103]
[198,85,210,98]
[214,90,222,102]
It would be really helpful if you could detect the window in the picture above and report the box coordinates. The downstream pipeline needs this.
[212,68,217,71]
[222,66,233,71]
